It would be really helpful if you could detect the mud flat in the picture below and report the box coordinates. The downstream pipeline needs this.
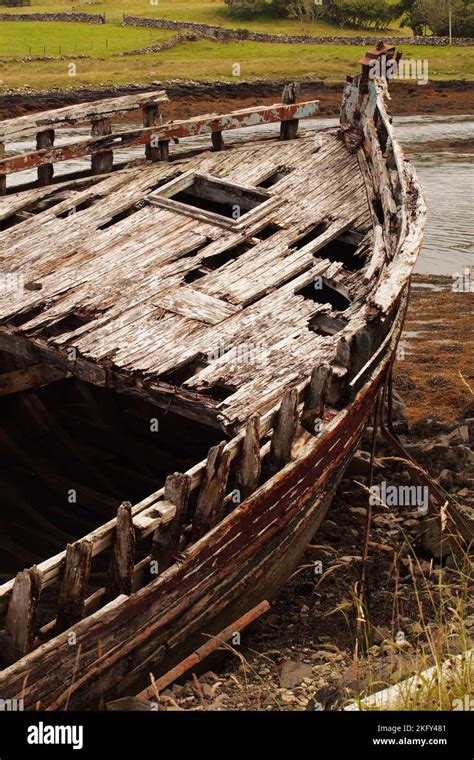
[1,79,473,121]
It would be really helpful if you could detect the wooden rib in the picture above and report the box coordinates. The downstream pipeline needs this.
[135,600,270,700]
[268,387,298,472]
[55,540,92,634]
[191,442,231,541]
[302,363,331,433]
[150,473,190,573]
[235,413,261,500]
[0,364,69,397]
[1,567,41,666]
[105,503,136,602]
[143,103,160,162]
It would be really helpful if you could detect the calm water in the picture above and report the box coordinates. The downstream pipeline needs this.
[7,114,474,276]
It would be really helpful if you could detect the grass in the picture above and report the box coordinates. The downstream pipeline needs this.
[4,0,414,36]
[0,21,174,58]
[1,40,472,91]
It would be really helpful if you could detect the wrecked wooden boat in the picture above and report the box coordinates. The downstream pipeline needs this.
[0,50,427,710]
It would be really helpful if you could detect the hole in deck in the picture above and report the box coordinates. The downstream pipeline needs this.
[297,278,351,312]
[316,231,366,272]
[309,314,348,336]
[170,175,268,221]
[290,222,328,250]
[257,166,291,189]
[254,223,282,241]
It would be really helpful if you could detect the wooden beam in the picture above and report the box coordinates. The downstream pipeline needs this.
[55,540,92,634]
[91,118,113,175]
[0,364,69,397]
[143,103,160,162]
[191,442,231,541]
[302,364,331,433]
[235,414,261,500]
[280,83,300,141]
[105,503,136,602]
[1,567,41,666]
[150,473,190,573]
[211,130,225,152]
[36,129,55,187]
[268,387,298,472]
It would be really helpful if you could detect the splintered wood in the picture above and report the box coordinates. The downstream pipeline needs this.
[0,129,372,434]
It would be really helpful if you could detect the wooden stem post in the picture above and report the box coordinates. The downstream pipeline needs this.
[91,118,113,175]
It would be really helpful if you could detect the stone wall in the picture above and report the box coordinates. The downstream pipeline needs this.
[123,16,474,47]
[0,12,105,23]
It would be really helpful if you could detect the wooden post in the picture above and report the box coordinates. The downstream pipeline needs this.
[36,129,55,186]
[151,472,190,573]
[159,140,170,162]
[143,103,160,162]
[236,413,261,500]
[105,502,136,601]
[268,387,298,472]
[191,442,231,541]
[302,363,331,433]
[2,567,41,666]
[280,82,300,141]
[0,142,6,195]
[90,118,113,175]
[211,131,225,152]
[55,539,92,633]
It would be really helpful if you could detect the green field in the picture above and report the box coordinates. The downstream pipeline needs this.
[0,1,472,91]
[4,0,413,36]
[0,22,173,58]
[1,39,471,91]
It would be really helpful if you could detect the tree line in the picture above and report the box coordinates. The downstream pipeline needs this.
[224,0,474,36]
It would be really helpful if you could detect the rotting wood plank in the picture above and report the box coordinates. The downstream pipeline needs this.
[150,473,191,574]
[55,540,93,634]
[191,442,232,541]
[268,387,298,472]
[0,364,69,397]
[105,503,136,602]
[1,567,41,666]
[235,414,262,500]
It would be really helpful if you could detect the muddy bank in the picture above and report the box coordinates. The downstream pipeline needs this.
[1,79,473,121]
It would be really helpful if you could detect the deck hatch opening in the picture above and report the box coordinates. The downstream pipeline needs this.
[165,174,269,220]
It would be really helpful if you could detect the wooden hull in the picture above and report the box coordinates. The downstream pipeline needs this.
[0,309,396,710]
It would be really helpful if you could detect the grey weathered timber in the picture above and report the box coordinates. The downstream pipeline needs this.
[192,442,231,540]
[91,118,113,175]
[36,130,55,186]
[151,473,190,572]
[268,387,299,472]
[1,567,41,665]
[55,540,93,633]
[105,503,136,601]
[236,414,262,500]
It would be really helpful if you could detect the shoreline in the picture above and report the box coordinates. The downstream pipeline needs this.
[1,79,473,121]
